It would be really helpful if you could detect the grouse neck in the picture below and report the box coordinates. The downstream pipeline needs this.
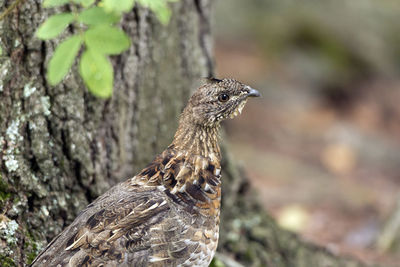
[171,121,221,160]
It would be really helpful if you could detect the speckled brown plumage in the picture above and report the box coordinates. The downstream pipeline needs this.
[30,78,260,267]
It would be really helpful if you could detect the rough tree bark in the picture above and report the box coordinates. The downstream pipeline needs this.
[0,0,375,266]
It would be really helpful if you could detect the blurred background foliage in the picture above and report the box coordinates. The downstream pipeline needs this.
[214,0,400,266]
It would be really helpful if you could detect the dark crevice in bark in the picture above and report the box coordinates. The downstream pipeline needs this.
[59,209,68,225]
[27,195,35,212]
[132,6,140,36]
[21,236,28,266]
[194,0,213,77]
[101,100,111,185]
[40,41,51,95]
[82,88,91,124]
[89,138,98,181]
[106,129,115,185]
[25,125,40,174]
[60,129,71,161]
[73,160,93,203]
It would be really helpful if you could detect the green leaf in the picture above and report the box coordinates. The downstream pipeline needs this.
[43,0,70,7]
[137,0,152,6]
[47,35,82,85]
[78,7,120,25]
[0,46,2,56]
[101,0,135,13]
[73,0,95,7]
[137,0,173,24]
[36,13,75,40]
[79,50,113,98]
[151,2,171,25]
[84,25,130,55]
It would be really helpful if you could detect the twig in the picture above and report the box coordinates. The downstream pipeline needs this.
[0,0,26,21]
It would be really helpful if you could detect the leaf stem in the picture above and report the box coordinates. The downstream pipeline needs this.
[68,1,85,40]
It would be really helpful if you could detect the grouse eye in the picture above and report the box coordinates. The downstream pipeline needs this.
[218,93,230,102]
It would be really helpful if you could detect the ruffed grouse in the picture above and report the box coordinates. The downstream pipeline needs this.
[31,78,260,267]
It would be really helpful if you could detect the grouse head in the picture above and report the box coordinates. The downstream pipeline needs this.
[182,78,261,127]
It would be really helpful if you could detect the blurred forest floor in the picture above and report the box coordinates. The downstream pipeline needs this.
[214,1,400,266]
[216,41,400,267]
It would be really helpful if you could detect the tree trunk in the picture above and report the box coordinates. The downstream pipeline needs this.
[0,1,374,266]
[0,0,212,265]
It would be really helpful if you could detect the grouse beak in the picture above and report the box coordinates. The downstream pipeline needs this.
[246,87,261,98]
